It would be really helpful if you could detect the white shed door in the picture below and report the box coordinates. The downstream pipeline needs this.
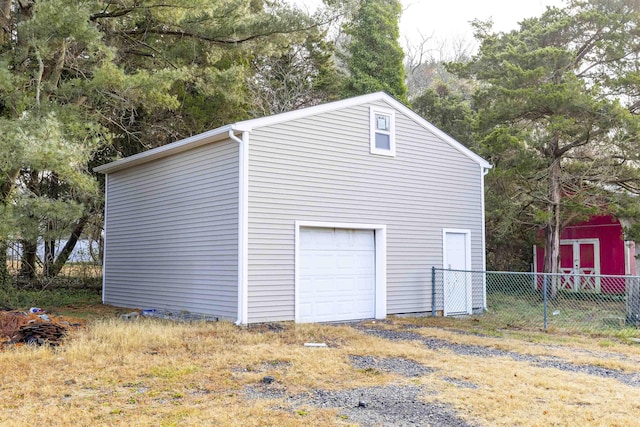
[444,231,471,315]
[299,228,375,323]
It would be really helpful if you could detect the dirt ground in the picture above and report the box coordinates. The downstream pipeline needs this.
[1,312,639,426]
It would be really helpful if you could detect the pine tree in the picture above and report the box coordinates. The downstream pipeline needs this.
[452,0,640,278]
[341,0,408,103]
[0,0,334,283]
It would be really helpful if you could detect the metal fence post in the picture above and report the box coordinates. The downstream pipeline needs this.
[431,266,436,317]
[627,277,640,326]
[543,275,548,331]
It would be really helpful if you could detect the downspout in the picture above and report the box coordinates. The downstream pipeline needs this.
[481,166,490,310]
[229,129,249,325]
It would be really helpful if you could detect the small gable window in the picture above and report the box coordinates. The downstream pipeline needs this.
[370,107,395,156]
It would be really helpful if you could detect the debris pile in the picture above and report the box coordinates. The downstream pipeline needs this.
[0,308,79,347]
[15,322,68,346]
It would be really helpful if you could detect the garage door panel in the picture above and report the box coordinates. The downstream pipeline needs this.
[337,254,355,269]
[299,227,375,323]
[357,276,374,291]
[317,301,339,315]
[352,230,375,246]
[309,278,335,294]
[336,302,353,315]
[299,302,313,319]
[355,254,375,272]
[302,253,334,271]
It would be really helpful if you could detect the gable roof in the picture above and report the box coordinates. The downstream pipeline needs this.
[94,92,491,174]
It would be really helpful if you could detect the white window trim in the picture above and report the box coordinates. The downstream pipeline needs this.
[294,221,387,322]
[369,107,396,157]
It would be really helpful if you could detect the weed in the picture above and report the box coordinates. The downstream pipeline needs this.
[148,366,200,380]
[2,311,640,426]
[358,367,381,375]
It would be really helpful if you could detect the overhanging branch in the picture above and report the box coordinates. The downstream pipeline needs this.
[89,4,182,21]
[121,19,333,45]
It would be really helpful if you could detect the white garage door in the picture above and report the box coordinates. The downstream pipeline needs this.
[298,228,376,323]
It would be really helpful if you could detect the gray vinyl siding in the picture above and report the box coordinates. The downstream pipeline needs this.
[104,140,239,319]
[246,101,484,322]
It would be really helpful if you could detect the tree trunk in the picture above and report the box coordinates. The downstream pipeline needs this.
[19,239,37,279]
[43,237,55,277]
[0,0,11,45]
[45,215,89,278]
[543,156,562,299]
[0,240,8,290]
[43,174,57,276]
[0,167,18,290]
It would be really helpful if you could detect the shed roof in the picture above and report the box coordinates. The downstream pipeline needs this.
[94,92,491,174]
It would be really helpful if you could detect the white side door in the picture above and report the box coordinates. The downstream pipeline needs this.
[443,229,472,315]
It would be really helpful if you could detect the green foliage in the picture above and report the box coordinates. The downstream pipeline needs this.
[411,84,476,147]
[0,286,101,311]
[341,0,408,103]
[0,0,336,282]
[249,28,342,115]
[454,0,640,271]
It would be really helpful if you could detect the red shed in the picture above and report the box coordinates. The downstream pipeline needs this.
[534,215,637,294]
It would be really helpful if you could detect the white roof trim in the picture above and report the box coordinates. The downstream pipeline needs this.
[233,92,390,131]
[236,92,490,169]
[392,99,492,169]
[94,92,491,173]
[93,125,235,173]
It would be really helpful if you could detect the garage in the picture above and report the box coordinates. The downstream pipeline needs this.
[297,227,376,323]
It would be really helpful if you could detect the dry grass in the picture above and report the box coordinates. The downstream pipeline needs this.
[400,320,640,372]
[1,316,640,426]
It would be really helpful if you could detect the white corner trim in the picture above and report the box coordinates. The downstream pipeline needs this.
[625,241,633,275]
[294,221,387,322]
[101,173,108,304]
[229,130,250,325]
[480,165,487,308]
[369,106,396,157]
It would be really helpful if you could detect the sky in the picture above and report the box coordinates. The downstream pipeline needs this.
[291,0,566,49]
[400,0,565,46]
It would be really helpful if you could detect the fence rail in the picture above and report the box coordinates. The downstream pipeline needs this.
[432,268,640,333]
[4,240,102,289]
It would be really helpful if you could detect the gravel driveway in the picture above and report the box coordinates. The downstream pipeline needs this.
[247,381,473,427]
[354,324,640,388]
[246,322,640,426]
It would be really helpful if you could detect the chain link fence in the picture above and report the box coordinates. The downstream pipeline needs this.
[432,268,640,334]
[5,240,102,289]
